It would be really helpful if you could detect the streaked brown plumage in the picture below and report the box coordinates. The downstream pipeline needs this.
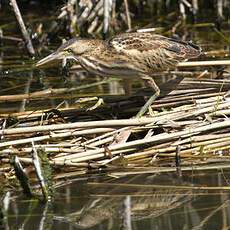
[36,32,202,116]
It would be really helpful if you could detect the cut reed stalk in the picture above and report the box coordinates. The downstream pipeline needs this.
[178,60,230,67]
[9,0,35,56]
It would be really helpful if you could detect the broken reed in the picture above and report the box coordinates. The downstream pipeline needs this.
[55,0,230,37]
[1,77,230,174]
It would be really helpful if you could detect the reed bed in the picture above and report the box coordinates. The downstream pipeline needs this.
[57,0,229,36]
[1,75,230,184]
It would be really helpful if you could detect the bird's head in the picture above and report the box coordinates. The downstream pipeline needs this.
[36,38,95,67]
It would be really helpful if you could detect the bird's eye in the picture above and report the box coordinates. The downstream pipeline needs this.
[66,48,73,53]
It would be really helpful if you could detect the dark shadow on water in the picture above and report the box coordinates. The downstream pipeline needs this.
[3,169,230,229]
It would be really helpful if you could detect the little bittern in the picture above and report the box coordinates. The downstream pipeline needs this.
[36,32,202,116]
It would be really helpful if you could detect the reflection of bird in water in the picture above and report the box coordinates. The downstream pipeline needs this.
[51,174,195,229]
[36,32,202,116]
[53,187,192,229]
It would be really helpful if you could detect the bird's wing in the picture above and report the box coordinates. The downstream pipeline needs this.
[108,32,201,61]
[108,33,165,52]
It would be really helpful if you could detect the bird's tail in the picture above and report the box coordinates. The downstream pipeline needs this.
[166,38,202,59]
[186,41,202,58]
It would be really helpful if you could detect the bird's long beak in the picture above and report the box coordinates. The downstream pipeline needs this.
[35,51,66,67]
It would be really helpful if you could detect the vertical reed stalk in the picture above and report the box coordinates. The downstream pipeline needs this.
[9,0,35,56]
[124,0,132,30]
[103,0,112,37]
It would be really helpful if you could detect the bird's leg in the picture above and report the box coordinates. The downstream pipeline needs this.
[123,79,132,96]
[136,75,160,117]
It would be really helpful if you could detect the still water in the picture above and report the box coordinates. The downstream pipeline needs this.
[0,2,230,230]
[5,169,230,229]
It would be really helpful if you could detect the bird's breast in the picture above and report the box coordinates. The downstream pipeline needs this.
[78,56,143,78]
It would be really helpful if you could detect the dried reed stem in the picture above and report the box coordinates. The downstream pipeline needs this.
[178,60,230,67]
[9,0,35,56]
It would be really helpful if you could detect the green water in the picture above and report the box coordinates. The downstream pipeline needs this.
[5,170,230,229]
